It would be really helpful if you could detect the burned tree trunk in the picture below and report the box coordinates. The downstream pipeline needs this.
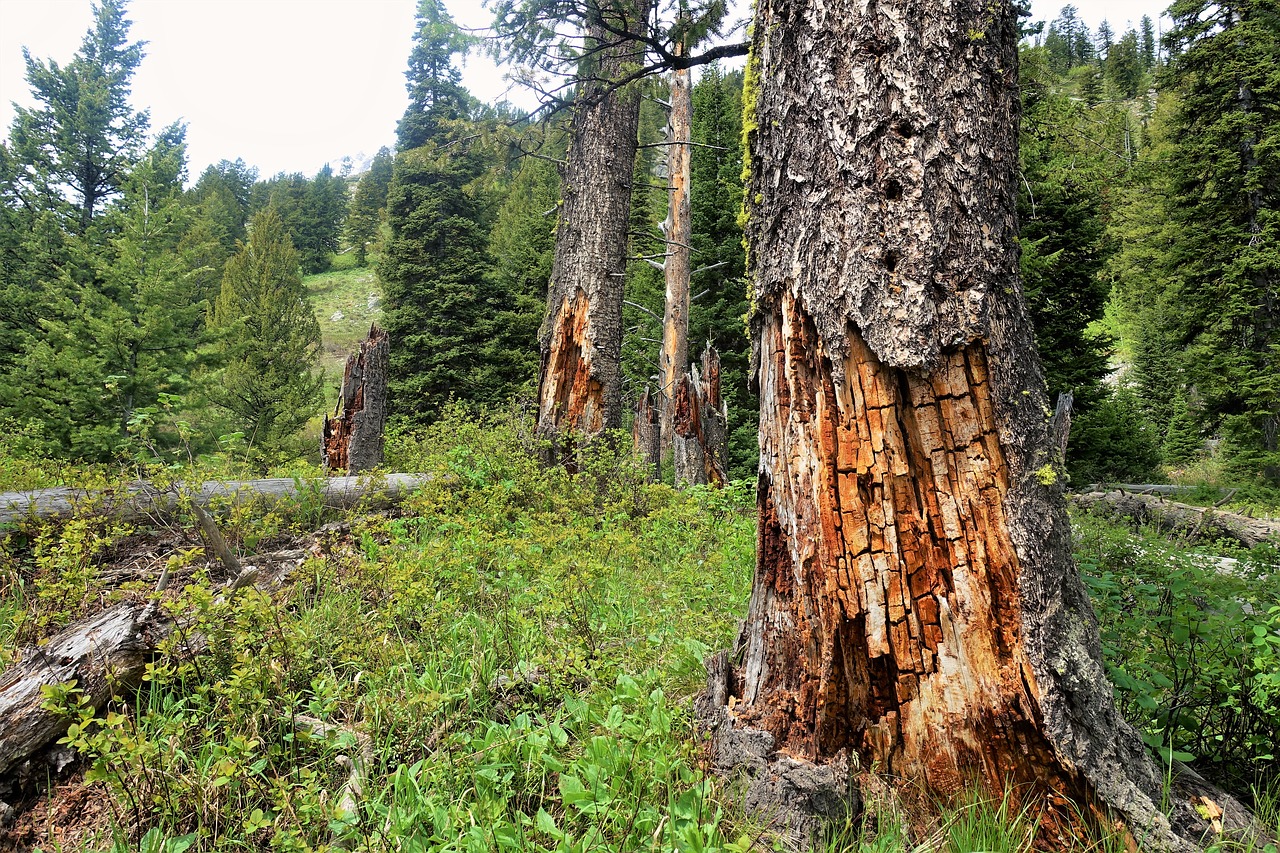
[704,0,1202,848]
[672,345,728,487]
[659,51,694,457]
[535,11,644,464]
[633,386,662,482]
[322,324,389,474]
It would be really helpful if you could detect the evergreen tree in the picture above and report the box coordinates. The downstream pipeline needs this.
[1140,15,1158,70]
[480,153,559,398]
[689,66,754,477]
[3,124,207,459]
[1106,29,1144,98]
[298,164,348,273]
[189,158,257,254]
[398,0,475,151]
[1095,19,1115,59]
[1160,0,1280,481]
[209,207,323,458]
[381,0,511,422]
[346,147,394,266]
[8,0,149,234]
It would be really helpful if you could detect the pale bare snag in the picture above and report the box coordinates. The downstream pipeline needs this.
[702,0,1213,846]
[322,324,389,474]
[659,52,693,460]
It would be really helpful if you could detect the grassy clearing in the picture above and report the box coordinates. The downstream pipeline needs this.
[304,257,382,407]
[2,408,1277,851]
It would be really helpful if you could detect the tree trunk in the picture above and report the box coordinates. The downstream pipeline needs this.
[0,474,430,528]
[1069,489,1280,549]
[660,50,693,460]
[535,11,644,465]
[709,0,1200,847]
[633,386,662,482]
[322,324,389,474]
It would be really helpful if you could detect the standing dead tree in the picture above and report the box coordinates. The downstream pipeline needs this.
[697,0,1221,848]
[322,324,390,474]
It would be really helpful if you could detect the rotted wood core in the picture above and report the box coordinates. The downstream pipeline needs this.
[672,345,728,487]
[322,324,389,474]
[736,295,1094,834]
[537,290,607,467]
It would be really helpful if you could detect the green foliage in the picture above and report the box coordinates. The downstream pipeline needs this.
[209,207,323,463]
[1066,386,1163,485]
[690,66,755,480]
[17,408,756,850]
[346,147,393,266]
[6,0,149,233]
[1074,512,1280,791]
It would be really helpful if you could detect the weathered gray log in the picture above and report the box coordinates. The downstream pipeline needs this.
[1070,490,1280,549]
[322,324,390,474]
[0,473,430,528]
[0,542,310,780]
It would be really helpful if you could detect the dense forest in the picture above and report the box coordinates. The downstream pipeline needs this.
[1,0,1278,850]
[0,0,1276,490]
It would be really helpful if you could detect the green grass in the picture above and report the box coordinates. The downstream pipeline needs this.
[304,259,382,408]
[6,409,1278,852]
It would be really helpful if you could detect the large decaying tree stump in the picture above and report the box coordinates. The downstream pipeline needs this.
[672,344,728,487]
[322,324,389,474]
[535,11,643,465]
[699,0,1208,848]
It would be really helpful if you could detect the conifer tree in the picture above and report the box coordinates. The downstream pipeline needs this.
[1159,0,1280,481]
[8,0,149,234]
[346,147,394,266]
[209,207,323,458]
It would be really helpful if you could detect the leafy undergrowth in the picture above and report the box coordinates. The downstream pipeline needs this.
[3,409,1278,851]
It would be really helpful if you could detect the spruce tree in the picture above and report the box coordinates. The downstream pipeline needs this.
[346,147,394,266]
[1161,0,1280,481]
[209,207,323,458]
[8,0,149,234]
[689,66,754,477]
[381,0,504,422]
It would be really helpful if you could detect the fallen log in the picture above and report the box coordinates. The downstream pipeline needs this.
[0,540,314,781]
[0,473,430,529]
[1069,490,1280,549]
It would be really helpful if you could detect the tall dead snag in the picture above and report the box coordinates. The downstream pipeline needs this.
[322,324,389,474]
[672,344,728,487]
[535,11,644,464]
[702,0,1203,848]
[659,45,694,458]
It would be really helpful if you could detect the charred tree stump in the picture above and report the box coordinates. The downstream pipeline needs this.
[697,0,1211,848]
[535,12,643,467]
[633,386,662,483]
[672,345,728,488]
[322,324,389,474]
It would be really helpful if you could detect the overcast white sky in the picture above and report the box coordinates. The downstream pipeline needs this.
[1,0,1167,182]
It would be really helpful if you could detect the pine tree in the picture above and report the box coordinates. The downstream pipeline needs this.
[8,0,149,234]
[1160,0,1280,481]
[346,147,394,266]
[209,207,323,458]
[1140,15,1157,70]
